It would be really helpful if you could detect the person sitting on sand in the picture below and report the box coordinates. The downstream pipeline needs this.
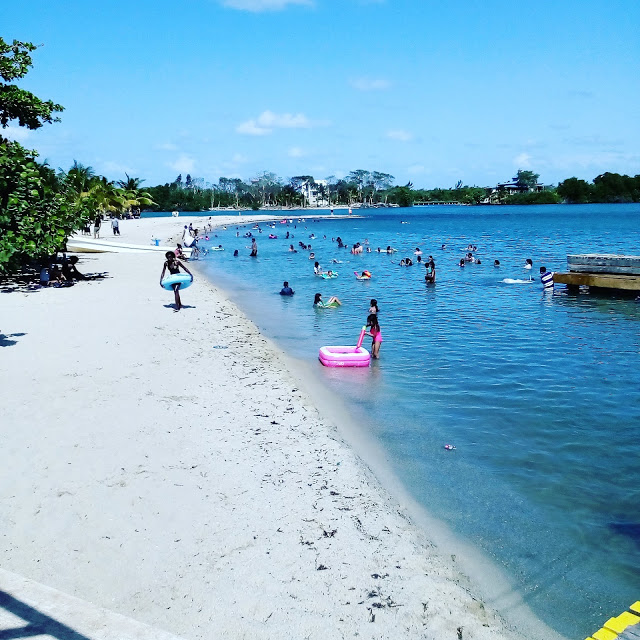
[61,256,87,281]
[175,244,184,259]
[280,281,295,296]
[366,313,383,359]
[313,293,341,308]
[160,251,193,312]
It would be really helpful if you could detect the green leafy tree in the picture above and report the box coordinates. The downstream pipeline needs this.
[557,177,593,203]
[0,38,64,129]
[0,37,93,272]
[117,173,145,191]
[514,169,540,190]
[0,141,86,271]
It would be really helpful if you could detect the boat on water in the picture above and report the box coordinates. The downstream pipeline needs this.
[66,237,192,257]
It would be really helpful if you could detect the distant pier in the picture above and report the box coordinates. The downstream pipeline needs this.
[413,201,466,206]
[554,254,640,292]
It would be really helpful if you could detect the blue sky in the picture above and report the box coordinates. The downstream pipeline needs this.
[3,0,639,188]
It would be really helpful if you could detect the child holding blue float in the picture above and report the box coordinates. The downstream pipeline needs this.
[160,251,193,312]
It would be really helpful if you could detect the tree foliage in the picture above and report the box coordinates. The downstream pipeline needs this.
[0,36,156,273]
[558,173,640,203]
[0,141,82,271]
[0,37,64,129]
[514,169,540,189]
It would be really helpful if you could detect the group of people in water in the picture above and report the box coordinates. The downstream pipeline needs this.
[159,222,556,366]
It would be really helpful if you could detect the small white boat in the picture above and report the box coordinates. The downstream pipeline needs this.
[67,237,191,257]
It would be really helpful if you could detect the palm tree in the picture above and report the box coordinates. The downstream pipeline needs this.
[65,160,96,194]
[117,173,145,190]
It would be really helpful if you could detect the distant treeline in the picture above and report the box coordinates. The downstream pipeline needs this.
[556,173,640,204]
[144,170,640,211]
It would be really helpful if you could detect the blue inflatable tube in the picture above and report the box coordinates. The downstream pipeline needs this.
[161,274,192,290]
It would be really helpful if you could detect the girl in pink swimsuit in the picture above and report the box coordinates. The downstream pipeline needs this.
[366,313,382,359]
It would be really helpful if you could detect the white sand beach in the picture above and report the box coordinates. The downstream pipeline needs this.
[1,216,563,639]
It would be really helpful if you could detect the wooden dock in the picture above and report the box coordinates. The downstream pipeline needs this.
[554,254,640,292]
[585,600,640,640]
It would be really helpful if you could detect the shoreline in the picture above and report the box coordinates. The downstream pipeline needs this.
[2,216,563,639]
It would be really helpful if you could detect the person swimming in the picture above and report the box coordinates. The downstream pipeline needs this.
[524,258,533,269]
[369,299,379,314]
[313,292,342,308]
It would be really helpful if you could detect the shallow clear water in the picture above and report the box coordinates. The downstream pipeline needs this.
[192,204,639,638]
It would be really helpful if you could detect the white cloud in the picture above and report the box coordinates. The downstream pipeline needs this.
[3,126,31,143]
[221,0,312,11]
[168,154,196,174]
[288,146,305,158]
[350,77,390,91]
[237,120,271,136]
[237,110,313,136]
[258,110,311,128]
[101,161,136,176]
[155,142,178,151]
[514,153,532,168]
[407,164,430,175]
[387,129,413,142]
[231,153,248,163]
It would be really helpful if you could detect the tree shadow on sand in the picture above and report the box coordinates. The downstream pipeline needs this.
[0,274,110,294]
[0,333,26,347]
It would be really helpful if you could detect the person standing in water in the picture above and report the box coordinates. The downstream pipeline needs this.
[425,260,436,283]
[250,238,258,257]
[369,299,379,314]
[540,266,554,290]
[160,251,193,312]
[366,313,383,359]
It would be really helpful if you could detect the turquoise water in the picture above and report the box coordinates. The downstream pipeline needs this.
[192,204,639,639]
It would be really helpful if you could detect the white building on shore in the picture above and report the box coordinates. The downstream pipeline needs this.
[298,179,328,207]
